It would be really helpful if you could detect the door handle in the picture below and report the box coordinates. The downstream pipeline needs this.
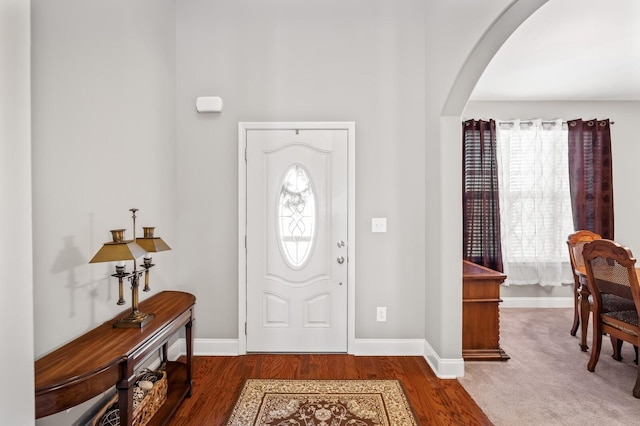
[337,240,345,248]
[337,256,345,264]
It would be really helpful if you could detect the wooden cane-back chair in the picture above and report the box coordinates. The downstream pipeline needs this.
[567,230,636,353]
[567,230,602,340]
[582,239,640,397]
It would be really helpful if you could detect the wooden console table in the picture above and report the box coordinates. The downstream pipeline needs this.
[35,290,196,425]
[462,261,509,361]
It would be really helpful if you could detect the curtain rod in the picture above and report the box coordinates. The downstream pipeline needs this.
[498,119,614,126]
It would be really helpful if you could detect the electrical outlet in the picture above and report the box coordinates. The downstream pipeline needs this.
[377,306,387,322]
[372,218,387,233]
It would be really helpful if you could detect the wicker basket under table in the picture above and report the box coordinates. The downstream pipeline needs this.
[92,370,168,426]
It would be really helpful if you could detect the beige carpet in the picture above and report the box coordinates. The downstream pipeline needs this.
[225,379,418,426]
[460,307,640,425]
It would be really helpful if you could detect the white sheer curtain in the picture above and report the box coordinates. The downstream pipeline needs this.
[496,119,574,286]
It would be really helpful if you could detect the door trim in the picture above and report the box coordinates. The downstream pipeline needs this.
[238,122,356,354]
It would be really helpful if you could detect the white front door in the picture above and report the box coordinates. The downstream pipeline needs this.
[245,126,348,352]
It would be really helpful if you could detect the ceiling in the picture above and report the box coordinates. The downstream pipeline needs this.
[470,0,640,101]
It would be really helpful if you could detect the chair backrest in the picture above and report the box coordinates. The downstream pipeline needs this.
[567,230,602,273]
[582,239,640,314]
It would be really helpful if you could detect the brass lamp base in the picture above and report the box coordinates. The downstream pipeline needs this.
[113,311,155,329]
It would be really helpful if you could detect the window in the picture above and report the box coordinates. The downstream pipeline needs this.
[462,119,503,272]
[496,119,574,286]
[277,164,316,269]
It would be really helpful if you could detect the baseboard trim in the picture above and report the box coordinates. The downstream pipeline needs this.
[350,338,425,356]
[502,296,573,308]
[172,338,465,378]
[195,338,241,356]
[180,338,430,357]
[167,338,185,360]
[422,339,464,379]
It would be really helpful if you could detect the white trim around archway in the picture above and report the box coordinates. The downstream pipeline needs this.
[431,0,550,378]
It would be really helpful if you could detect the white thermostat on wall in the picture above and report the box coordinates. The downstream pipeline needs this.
[196,96,223,113]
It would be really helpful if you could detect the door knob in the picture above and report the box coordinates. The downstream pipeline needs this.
[337,256,345,264]
[337,240,345,248]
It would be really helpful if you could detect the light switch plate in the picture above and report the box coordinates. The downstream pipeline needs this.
[372,218,387,233]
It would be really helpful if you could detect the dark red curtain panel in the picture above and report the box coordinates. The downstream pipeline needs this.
[567,119,614,239]
[462,119,503,272]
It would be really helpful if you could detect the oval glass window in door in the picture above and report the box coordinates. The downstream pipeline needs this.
[277,164,316,269]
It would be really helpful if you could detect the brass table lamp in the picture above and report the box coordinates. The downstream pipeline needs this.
[89,208,171,328]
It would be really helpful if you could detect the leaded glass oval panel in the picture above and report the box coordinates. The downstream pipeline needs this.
[277,164,316,269]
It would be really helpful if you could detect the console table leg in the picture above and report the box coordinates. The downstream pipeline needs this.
[162,342,169,365]
[186,318,193,397]
[117,366,136,426]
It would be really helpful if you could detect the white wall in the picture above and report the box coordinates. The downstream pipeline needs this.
[0,0,34,423]
[175,0,428,340]
[464,101,640,299]
[25,1,553,423]
[31,0,177,358]
[31,1,176,424]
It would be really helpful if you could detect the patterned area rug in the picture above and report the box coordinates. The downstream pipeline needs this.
[226,379,418,426]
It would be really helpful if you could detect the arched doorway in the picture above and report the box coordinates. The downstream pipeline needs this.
[426,0,549,378]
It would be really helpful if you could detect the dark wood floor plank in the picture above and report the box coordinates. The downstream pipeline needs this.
[167,354,491,425]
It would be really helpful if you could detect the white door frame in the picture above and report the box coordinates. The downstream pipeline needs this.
[238,121,356,354]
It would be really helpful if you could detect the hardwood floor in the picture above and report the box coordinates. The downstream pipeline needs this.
[167,354,492,425]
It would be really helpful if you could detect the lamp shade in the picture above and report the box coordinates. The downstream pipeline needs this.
[89,229,147,263]
[135,227,171,253]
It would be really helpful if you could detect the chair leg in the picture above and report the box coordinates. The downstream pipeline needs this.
[611,336,624,361]
[634,342,640,398]
[579,289,590,351]
[633,362,640,398]
[570,282,580,336]
[588,318,603,372]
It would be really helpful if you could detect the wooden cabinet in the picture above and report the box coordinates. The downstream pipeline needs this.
[462,261,509,361]
[35,291,195,425]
